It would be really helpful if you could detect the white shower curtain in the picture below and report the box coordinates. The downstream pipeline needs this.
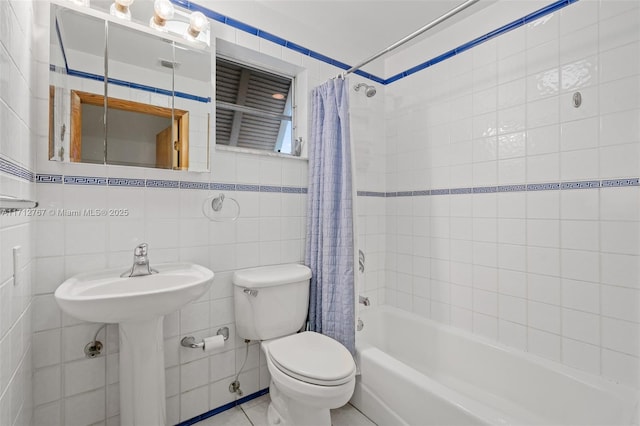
[305,77,355,354]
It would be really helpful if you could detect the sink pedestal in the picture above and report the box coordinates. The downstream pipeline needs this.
[54,262,214,426]
[119,317,166,426]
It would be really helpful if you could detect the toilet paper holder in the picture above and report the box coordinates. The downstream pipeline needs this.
[181,327,229,349]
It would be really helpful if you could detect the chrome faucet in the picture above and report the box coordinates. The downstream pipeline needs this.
[121,243,158,277]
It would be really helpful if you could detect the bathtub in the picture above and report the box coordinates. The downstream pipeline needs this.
[350,306,639,426]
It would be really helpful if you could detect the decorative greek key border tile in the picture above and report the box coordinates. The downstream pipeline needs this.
[561,181,601,190]
[36,174,309,194]
[260,185,282,193]
[450,188,473,195]
[358,179,640,198]
[602,178,640,187]
[180,181,210,190]
[211,183,236,191]
[283,186,305,194]
[63,175,107,185]
[28,170,640,198]
[108,178,145,187]
[145,179,180,189]
[473,186,497,194]
[236,184,260,192]
[36,174,63,184]
[0,157,35,182]
[431,189,451,196]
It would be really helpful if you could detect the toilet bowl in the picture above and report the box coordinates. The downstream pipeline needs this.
[232,264,357,426]
[262,332,356,425]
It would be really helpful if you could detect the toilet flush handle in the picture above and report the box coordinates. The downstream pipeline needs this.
[243,288,258,297]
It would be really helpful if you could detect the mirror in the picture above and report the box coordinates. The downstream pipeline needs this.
[49,3,211,171]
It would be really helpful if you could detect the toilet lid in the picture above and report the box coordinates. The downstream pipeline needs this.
[268,332,356,386]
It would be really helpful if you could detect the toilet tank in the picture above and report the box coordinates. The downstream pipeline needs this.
[233,264,311,341]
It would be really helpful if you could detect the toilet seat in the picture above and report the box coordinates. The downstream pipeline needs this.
[266,331,356,386]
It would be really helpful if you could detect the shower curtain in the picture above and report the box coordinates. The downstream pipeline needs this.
[305,78,355,355]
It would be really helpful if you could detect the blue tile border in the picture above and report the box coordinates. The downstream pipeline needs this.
[176,388,269,426]
[172,0,576,86]
[63,69,211,104]
[54,16,69,73]
[384,0,579,85]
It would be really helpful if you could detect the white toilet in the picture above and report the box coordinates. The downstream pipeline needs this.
[233,263,356,426]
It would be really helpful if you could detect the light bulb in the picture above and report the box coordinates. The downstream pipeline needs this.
[149,0,174,30]
[110,0,134,20]
[185,11,208,40]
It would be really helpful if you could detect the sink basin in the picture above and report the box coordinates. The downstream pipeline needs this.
[54,262,214,426]
[55,262,214,323]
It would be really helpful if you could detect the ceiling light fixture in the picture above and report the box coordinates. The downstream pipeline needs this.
[185,11,208,41]
[149,0,174,30]
[272,93,286,100]
[110,0,134,20]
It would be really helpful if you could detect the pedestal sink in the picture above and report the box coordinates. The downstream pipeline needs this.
[54,262,214,426]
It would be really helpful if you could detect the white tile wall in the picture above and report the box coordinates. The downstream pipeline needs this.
[4,0,638,423]
[0,0,36,425]
[352,84,387,308]
[383,0,640,388]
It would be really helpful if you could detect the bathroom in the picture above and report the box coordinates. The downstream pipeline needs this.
[0,0,638,425]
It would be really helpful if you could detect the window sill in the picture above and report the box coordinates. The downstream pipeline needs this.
[215,145,307,161]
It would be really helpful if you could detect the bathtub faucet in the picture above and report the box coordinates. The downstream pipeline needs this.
[359,295,370,306]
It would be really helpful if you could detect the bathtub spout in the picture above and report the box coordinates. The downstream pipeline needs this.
[359,295,370,306]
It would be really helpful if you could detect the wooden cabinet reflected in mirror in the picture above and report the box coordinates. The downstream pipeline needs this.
[62,90,190,169]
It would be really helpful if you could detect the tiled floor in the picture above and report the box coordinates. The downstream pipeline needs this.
[197,394,377,426]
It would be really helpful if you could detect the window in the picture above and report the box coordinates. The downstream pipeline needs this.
[215,57,294,154]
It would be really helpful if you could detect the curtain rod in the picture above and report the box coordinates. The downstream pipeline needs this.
[342,0,480,77]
